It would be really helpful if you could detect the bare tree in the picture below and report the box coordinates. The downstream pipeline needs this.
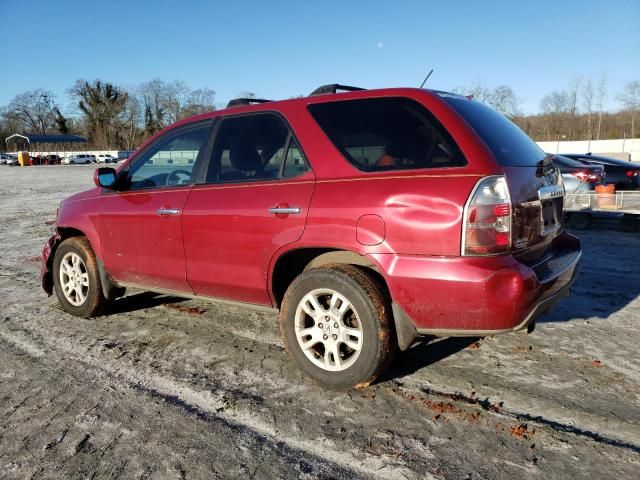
[540,90,570,139]
[617,80,640,138]
[582,77,595,139]
[69,80,128,148]
[2,89,63,134]
[181,88,216,117]
[139,79,167,136]
[565,76,583,138]
[567,76,582,116]
[452,82,492,103]
[596,74,607,140]
[117,92,142,150]
[488,85,522,118]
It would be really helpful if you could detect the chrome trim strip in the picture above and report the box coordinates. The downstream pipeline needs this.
[538,184,564,200]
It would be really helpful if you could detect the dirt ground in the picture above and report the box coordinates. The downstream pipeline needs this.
[0,165,639,479]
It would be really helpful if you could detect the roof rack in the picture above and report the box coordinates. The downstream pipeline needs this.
[226,98,272,108]
[309,84,365,96]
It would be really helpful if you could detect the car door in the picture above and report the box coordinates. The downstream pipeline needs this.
[98,120,214,291]
[182,112,315,305]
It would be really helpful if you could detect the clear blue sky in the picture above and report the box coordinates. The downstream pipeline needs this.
[1,0,638,115]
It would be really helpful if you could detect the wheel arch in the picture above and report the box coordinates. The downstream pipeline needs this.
[270,247,386,308]
[270,246,420,351]
[50,226,123,300]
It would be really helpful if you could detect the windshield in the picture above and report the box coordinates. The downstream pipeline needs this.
[442,94,546,167]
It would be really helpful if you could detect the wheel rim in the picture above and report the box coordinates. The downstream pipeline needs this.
[294,288,363,372]
[59,252,89,306]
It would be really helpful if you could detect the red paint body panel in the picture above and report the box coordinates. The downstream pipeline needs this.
[98,187,193,291]
[182,174,315,304]
[356,215,385,246]
[41,87,582,335]
[369,232,580,331]
[302,174,480,256]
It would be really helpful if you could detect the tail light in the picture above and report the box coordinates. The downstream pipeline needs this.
[626,170,639,177]
[462,176,512,256]
[574,169,601,183]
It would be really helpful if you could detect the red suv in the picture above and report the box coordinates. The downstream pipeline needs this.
[41,85,581,389]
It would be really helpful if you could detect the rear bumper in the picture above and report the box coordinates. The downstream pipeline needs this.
[370,231,581,338]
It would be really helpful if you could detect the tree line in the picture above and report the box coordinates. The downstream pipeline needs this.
[454,76,639,142]
[0,79,218,150]
[1,77,638,150]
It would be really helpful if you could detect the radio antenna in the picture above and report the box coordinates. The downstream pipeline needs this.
[419,69,434,88]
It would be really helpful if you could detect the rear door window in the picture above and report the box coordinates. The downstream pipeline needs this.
[206,113,309,183]
[308,97,466,172]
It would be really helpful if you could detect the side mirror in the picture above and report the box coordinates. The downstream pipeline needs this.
[94,167,117,189]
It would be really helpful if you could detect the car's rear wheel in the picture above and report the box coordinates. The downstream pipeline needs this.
[568,212,591,230]
[53,237,109,317]
[280,265,395,390]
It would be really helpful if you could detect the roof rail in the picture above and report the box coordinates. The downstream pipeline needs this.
[226,98,272,108]
[309,84,365,96]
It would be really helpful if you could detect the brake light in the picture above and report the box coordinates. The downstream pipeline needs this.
[463,176,512,256]
[574,170,601,183]
[627,170,639,177]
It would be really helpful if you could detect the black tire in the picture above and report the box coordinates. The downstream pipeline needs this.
[568,212,591,230]
[619,214,640,233]
[279,265,396,390]
[52,236,109,318]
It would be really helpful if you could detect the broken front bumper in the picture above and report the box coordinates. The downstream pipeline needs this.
[40,233,60,296]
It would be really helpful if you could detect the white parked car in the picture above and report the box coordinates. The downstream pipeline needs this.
[1,154,19,166]
[96,154,118,163]
[62,154,94,165]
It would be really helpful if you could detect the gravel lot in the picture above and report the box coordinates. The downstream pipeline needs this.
[1,165,639,479]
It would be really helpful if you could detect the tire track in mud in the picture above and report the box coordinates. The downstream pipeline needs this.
[0,329,425,480]
[4,281,640,467]
[389,382,640,454]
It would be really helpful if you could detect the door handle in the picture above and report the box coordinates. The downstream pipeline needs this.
[156,208,180,216]
[268,207,301,215]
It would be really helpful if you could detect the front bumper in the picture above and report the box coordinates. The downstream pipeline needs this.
[371,231,581,339]
[40,233,61,296]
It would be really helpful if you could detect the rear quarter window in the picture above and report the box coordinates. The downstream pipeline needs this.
[308,97,466,172]
[442,94,546,167]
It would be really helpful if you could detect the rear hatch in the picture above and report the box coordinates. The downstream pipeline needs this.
[442,95,564,265]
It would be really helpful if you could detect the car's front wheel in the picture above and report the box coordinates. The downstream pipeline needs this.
[53,237,109,317]
[280,265,395,390]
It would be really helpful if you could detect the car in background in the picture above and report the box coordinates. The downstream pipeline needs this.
[96,154,118,164]
[563,153,640,190]
[551,154,604,193]
[1,154,19,166]
[62,154,94,165]
[43,154,62,165]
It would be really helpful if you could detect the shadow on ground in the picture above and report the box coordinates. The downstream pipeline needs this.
[378,337,480,383]
[106,292,185,315]
[537,229,640,323]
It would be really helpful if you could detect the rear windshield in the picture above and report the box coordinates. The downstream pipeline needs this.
[442,94,546,167]
[552,155,588,169]
[308,97,466,172]
[572,155,640,168]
